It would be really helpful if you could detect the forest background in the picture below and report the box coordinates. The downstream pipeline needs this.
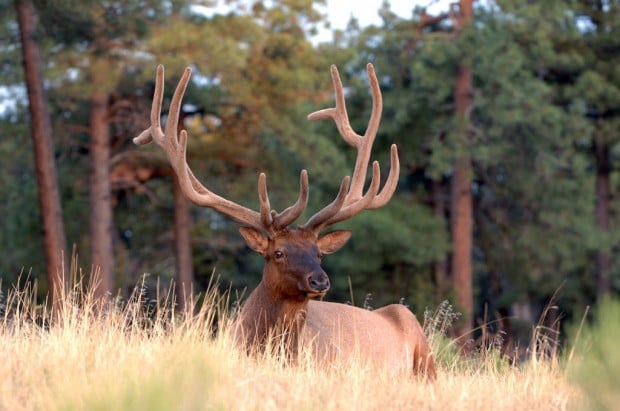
[1,0,619,351]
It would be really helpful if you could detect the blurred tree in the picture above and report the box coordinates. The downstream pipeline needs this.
[173,112,194,311]
[489,0,619,338]
[450,0,474,340]
[470,0,593,347]
[563,0,620,298]
[89,53,114,300]
[0,0,41,285]
[34,0,170,299]
[15,0,67,311]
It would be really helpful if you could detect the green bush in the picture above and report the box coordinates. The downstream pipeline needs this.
[569,298,620,411]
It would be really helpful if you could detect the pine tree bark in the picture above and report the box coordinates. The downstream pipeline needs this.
[15,0,67,311]
[594,138,611,297]
[432,179,448,298]
[173,175,194,312]
[173,109,194,312]
[89,61,114,300]
[450,0,474,340]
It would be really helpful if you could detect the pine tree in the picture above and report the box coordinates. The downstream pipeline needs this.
[15,0,67,311]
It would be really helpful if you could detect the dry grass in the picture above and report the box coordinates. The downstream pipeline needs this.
[0,278,585,411]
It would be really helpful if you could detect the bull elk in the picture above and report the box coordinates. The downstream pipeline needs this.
[135,63,436,378]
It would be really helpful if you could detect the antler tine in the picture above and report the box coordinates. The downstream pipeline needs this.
[304,63,399,233]
[320,161,382,228]
[307,161,381,232]
[307,65,359,147]
[258,173,273,228]
[134,65,281,232]
[346,62,383,202]
[369,144,399,209]
[133,65,167,146]
[301,176,350,230]
[273,170,309,229]
[307,63,384,204]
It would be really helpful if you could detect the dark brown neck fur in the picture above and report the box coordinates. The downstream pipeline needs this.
[238,280,309,355]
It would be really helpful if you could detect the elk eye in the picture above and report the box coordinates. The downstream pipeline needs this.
[274,250,284,260]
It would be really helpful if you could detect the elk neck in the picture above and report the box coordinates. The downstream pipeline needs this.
[238,274,311,348]
[236,228,331,351]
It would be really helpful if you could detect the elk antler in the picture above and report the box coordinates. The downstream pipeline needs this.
[134,65,309,235]
[302,63,400,233]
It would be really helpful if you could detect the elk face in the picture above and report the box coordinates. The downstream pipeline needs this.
[239,227,352,301]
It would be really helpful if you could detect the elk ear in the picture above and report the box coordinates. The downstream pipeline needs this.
[317,230,352,255]
[239,227,268,255]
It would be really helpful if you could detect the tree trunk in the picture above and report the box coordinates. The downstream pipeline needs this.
[450,157,473,338]
[594,138,611,297]
[432,179,448,298]
[173,111,194,312]
[15,0,67,312]
[173,176,194,312]
[89,62,114,300]
[450,0,474,340]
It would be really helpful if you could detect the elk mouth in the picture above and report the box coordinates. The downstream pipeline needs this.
[305,290,327,300]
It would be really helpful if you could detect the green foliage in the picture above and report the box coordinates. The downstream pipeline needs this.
[0,119,46,284]
[569,298,620,411]
[481,0,620,315]
[325,196,448,310]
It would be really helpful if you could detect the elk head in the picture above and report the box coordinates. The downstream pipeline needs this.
[134,63,399,305]
[238,226,352,301]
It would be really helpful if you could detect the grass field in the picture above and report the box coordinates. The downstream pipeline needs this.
[1,277,612,411]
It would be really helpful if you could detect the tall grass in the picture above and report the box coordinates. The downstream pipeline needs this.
[1,277,584,411]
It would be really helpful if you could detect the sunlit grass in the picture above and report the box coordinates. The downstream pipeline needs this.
[0,276,587,411]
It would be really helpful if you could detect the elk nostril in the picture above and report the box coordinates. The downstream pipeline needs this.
[308,274,330,292]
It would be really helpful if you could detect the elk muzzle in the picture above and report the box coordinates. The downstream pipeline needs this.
[306,271,330,297]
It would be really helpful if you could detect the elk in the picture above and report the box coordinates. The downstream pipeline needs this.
[134,63,436,378]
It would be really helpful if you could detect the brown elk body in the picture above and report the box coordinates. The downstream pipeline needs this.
[135,63,436,378]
